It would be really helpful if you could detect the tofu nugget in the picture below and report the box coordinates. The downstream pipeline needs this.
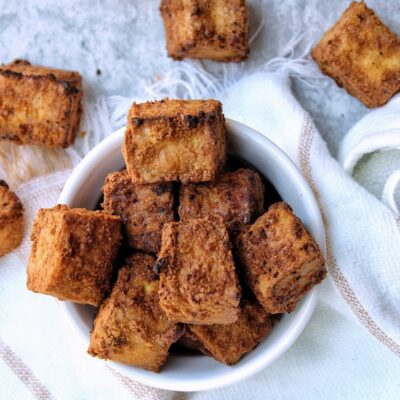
[188,298,273,365]
[235,202,326,314]
[160,0,249,62]
[102,170,175,253]
[0,180,23,256]
[157,217,241,324]
[0,60,82,147]
[27,205,121,306]
[88,253,183,372]
[312,2,400,108]
[179,168,264,234]
[122,99,226,184]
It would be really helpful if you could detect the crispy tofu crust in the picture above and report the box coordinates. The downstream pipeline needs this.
[0,180,24,257]
[179,168,264,235]
[102,170,175,253]
[160,0,249,62]
[188,298,273,365]
[27,205,122,306]
[312,1,400,108]
[235,202,326,314]
[122,99,226,184]
[0,59,82,146]
[157,216,241,324]
[88,253,183,372]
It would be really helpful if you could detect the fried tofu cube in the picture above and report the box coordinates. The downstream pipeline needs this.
[88,253,183,372]
[160,0,249,62]
[27,205,121,306]
[122,99,226,184]
[179,168,264,234]
[0,60,82,147]
[157,216,241,324]
[188,298,273,365]
[312,2,400,108]
[102,170,175,253]
[235,202,326,314]
[0,180,24,257]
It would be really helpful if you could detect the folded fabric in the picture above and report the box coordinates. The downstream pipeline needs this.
[338,94,400,213]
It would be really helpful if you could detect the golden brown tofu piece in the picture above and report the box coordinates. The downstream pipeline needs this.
[179,168,264,234]
[122,99,226,184]
[312,2,400,108]
[157,216,241,324]
[188,298,273,365]
[102,170,175,253]
[0,180,23,257]
[88,253,183,372]
[0,59,82,147]
[27,205,121,306]
[235,202,326,314]
[160,0,249,62]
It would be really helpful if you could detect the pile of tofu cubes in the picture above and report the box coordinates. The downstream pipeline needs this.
[27,99,326,372]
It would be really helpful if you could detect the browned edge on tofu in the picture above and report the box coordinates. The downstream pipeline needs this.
[0,59,83,147]
[160,0,249,62]
[235,202,326,314]
[122,99,226,184]
[311,1,400,108]
[27,204,121,306]
[188,298,273,365]
[157,216,241,324]
[179,168,264,234]
[102,170,175,253]
[88,253,184,372]
[0,180,24,256]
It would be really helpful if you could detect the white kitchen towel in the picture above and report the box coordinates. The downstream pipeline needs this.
[338,94,400,213]
[1,68,400,400]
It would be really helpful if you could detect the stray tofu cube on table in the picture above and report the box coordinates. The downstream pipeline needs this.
[160,0,249,62]
[0,59,82,147]
[312,1,400,108]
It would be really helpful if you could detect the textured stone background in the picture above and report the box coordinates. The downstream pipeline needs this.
[0,0,399,196]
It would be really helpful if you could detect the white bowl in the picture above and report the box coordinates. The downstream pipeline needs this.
[58,119,326,392]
